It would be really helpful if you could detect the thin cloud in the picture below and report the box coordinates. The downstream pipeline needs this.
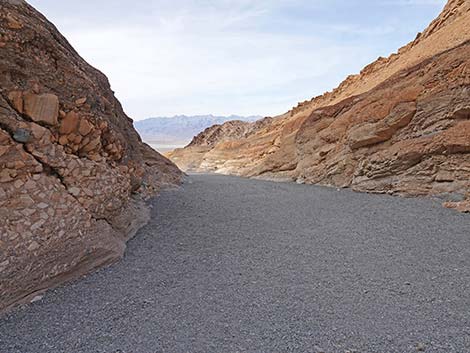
[28,0,445,120]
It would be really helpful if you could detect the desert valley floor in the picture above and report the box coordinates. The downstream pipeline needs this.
[1,174,469,353]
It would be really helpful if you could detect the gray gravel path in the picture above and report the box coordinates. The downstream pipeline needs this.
[1,174,470,353]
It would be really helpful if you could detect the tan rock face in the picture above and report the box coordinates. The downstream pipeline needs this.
[0,1,182,312]
[168,0,470,211]
[347,102,417,150]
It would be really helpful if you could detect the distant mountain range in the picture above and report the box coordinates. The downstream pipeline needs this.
[135,115,262,151]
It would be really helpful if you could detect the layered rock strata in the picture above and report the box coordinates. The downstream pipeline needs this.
[168,0,470,212]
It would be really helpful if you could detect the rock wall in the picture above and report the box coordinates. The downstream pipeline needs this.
[0,0,182,312]
[168,0,470,211]
[293,42,470,212]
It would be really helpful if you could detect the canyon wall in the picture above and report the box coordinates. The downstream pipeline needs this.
[0,0,182,312]
[168,0,470,212]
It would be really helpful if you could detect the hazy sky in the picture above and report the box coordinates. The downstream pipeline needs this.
[28,0,446,120]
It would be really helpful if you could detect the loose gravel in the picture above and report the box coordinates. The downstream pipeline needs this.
[1,174,469,353]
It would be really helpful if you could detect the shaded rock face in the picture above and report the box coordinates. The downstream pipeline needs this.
[0,1,182,312]
[168,0,470,211]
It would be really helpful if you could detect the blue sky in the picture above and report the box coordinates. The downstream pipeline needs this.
[28,0,446,120]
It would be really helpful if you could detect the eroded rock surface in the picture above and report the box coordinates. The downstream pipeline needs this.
[0,1,182,312]
[168,0,470,211]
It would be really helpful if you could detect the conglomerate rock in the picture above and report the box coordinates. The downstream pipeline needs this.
[0,0,182,312]
[168,0,470,212]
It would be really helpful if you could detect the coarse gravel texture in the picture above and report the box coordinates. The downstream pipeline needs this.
[1,174,470,353]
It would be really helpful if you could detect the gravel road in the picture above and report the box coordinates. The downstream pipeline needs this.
[1,174,469,353]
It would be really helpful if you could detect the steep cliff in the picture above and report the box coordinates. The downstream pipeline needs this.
[168,0,470,212]
[0,0,182,312]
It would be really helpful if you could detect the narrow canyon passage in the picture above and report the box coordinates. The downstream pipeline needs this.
[1,174,469,353]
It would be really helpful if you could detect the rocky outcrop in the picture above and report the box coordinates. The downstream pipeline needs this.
[169,117,274,174]
[168,0,470,211]
[0,0,182,312]
[187,117,274,148]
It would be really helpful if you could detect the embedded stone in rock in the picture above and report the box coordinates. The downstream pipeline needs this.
[5,13,23,30]
[75,97,87,106]
[23,93,59,126]
[81,136,101,153]
[7,91,23,113]
[13,128,32,143]
[68,187,81,197]
[0,146,9,157]
[58,135,68,146]
[28,123,47,140]
[78,119,93,136]
[59,111,79,135]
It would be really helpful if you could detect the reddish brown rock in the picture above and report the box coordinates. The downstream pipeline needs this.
[59,111,79,134]
[78,119,93,136]
[168,0,470,210]
[23,93,59,126]
[7,91,23,113]
[0,1,182,312]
